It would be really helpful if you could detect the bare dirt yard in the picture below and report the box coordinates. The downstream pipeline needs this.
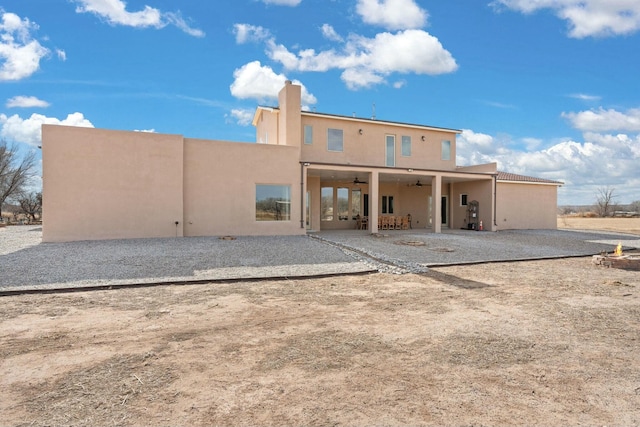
[1,219,639,426]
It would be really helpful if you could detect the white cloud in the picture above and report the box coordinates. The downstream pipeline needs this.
[266,29,457,90]
[56,49,67,61]
[164,12,205,38]
[0,112,94,147]
[134,128,156,133]
[74,0,204,37]
[6,96,50,108]
[260,0,302,6]
[356,0,428,30]
[569,93,601,101]
[228,109,254,126]
[491,0,640,38]
[234,24,271,44]
[229,61,317,106]
[562,107,640,132]
[341,67,385,90]
[0,11,50,81]
[321,24,343,42]
[457,128,640,204]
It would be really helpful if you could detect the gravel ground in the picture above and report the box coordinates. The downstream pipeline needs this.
[0,226,374,292]
[1,225,638,292]
[315,228,640,272]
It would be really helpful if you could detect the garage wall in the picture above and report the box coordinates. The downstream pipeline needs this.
[496,182,558,230]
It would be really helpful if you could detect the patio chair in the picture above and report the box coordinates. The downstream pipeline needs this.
[360,216,368,230]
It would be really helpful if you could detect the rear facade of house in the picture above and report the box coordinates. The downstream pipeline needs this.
[42,82,561,242]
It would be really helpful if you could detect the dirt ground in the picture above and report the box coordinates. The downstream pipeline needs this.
[1,221,640,426]
[558,216,640,235]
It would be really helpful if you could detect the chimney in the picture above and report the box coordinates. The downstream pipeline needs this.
[278,82,301,146]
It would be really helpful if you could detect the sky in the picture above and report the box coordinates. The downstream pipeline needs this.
[1,0,639,206]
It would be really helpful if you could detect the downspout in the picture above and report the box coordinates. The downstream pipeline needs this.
[493,174,498,227]
[300,162,305,229]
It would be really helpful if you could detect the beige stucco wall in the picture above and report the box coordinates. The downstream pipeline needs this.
[450,180,495,231]
[183,138,304,236]
[496,182,558,230]
[255,109,279,145]
[42,125,184,242]
[300,114,457,171]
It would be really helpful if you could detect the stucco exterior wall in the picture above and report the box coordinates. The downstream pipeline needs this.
[183,138,304,237]
[300,115,457,171]
[42,125,184,242]
[255,109,279,145]
[450,180,495,231]
[496,182,558,230]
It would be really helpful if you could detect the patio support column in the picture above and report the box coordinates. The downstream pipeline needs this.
[369,170,379,233]
[432,174,442,233]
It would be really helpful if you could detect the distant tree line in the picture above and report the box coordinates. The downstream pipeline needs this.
[0,140,40,223]
[558,186,640,218]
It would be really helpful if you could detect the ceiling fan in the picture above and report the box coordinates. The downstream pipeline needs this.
[408,180,423,187]
[353,177,367,184]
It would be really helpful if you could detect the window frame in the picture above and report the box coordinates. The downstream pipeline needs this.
[321,187,334,221]
[337,187,349,221]
[460,194,468,206]
[381,195,394,214]
[351,189,361,220]
[441,140,451,161]
[401,135,411,157]
[327,128,344,152]
[255,184,291,221]
[385,135,395,167]
[304,125,313,145]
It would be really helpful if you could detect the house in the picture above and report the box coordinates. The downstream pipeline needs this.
[41,81,562,242]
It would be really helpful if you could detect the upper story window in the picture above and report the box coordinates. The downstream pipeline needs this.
[385,135,395,167]
[304,125,313,145]
[401,136,411,156]
[327,128,343,152]
[441,140,451,161]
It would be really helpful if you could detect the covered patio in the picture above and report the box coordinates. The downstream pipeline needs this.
[302,162,497,234]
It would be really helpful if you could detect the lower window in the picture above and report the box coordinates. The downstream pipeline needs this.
[256,185,291,221]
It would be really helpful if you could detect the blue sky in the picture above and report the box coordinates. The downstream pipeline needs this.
[1,0,639,205]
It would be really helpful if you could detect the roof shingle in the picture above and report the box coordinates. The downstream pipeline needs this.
[497,171,563,185]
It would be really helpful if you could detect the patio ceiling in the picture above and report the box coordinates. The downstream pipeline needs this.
[307,168,485,185]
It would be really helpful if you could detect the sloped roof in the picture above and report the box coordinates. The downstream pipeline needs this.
[497,171,563,185]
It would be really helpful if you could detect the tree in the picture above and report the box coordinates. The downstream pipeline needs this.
[630,200,640,213]
[594,186,617,217]
[0,141,37,219]
[18,191,42,222]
